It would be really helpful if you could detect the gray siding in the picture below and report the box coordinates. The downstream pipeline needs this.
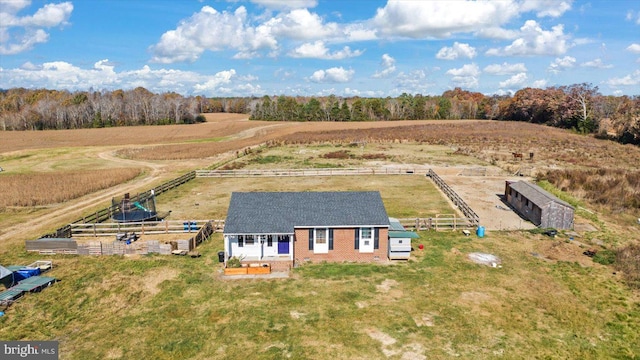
[506,181,574,230]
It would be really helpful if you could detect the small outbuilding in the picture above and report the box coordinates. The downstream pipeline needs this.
[388,218,419,260]
[505,181,574,230]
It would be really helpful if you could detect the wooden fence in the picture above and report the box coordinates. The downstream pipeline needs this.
[195,168,426,177]
[426,169,480,226]
[69,219,224,237]
[397,215,475,231]
[27,220,219,256]
[33,166,482,255]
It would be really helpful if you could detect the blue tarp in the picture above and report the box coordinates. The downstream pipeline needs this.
[12,267,41,282]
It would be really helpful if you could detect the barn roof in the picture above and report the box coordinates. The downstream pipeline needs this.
[509,181,574,209]
[224,191,390,234]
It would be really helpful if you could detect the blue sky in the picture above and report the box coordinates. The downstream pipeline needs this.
[1,0,639,97]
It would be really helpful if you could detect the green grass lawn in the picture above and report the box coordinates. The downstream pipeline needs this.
[1,231,638,359]
[159,174,455,220]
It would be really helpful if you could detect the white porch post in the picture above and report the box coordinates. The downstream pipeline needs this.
[260,235,264,260]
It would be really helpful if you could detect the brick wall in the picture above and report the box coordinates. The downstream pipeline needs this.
[294,227,389,264]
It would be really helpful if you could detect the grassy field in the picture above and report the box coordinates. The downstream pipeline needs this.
[1,231,639,359]
[158,174,455,221]
[1,117,639,359]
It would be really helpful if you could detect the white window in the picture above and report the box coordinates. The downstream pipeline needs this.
[360,227,374,253]
[245,235,255,245]
[314,228,328,254]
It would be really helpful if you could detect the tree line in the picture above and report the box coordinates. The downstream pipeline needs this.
[249,84,639,145]
[1,84,638,145]
[0,87,250,130]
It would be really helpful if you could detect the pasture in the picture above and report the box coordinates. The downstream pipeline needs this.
[0,115,639,359]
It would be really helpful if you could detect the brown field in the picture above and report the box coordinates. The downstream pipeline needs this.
[0,113,257,153]
[1,116,639,247]
[1,115,640,359]
[278,121,640,171]
[0,168,142,207]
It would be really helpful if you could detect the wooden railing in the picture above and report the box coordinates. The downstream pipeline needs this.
[69,219,224,237]
[397,216,476,231]
[28,220,221,256]
[426,169,480,226]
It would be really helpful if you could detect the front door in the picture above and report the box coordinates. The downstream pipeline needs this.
[277,235,290,254]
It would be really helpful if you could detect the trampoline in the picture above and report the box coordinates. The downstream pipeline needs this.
[112,192,159,223]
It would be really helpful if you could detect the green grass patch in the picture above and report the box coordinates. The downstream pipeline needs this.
[249,155,292,164]
[1,223,640,359]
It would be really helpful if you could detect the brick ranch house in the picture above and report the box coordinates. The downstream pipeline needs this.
[223,191,394,268]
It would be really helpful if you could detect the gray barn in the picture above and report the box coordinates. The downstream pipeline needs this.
[505,181,574,230]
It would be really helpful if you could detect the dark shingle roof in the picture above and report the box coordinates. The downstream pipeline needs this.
[510,181,574,209]
[224,191,390,234]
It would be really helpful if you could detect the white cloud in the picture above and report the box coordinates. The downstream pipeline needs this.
[2,59,118,89]
[519,0,572,18]
[0,1,73,55]
[0,59,248,96]
[150,6,272,63]
[372,0,520,38]
[309,67,354,83]
[393,69,433,95]
[486,20,569,56]
[483,62,527,75]
[475,27,519,40]
[193,69,237,92]
[499,72,528,88]
[627,43,640,53]
[626,10,640,25]
[289,40,363,59]
[343,23,377,42]
[250,0,317,10]
[267,8,340,40]
[370,0,572,40]
[445,63,480,88]
[150,6,346,62]
[548,56,576,73]
[531,79,548,88]
[607,70,640,86]
[436,42,477,60]
[0,0,31,13]
[372,53,396,79]
[580,58,613,69]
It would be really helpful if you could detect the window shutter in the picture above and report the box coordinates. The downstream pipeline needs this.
[238,235,243,248]
[374,228,380,249]
[309,229,314,250]
[329,229,334,250]
[354,228,359,250]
